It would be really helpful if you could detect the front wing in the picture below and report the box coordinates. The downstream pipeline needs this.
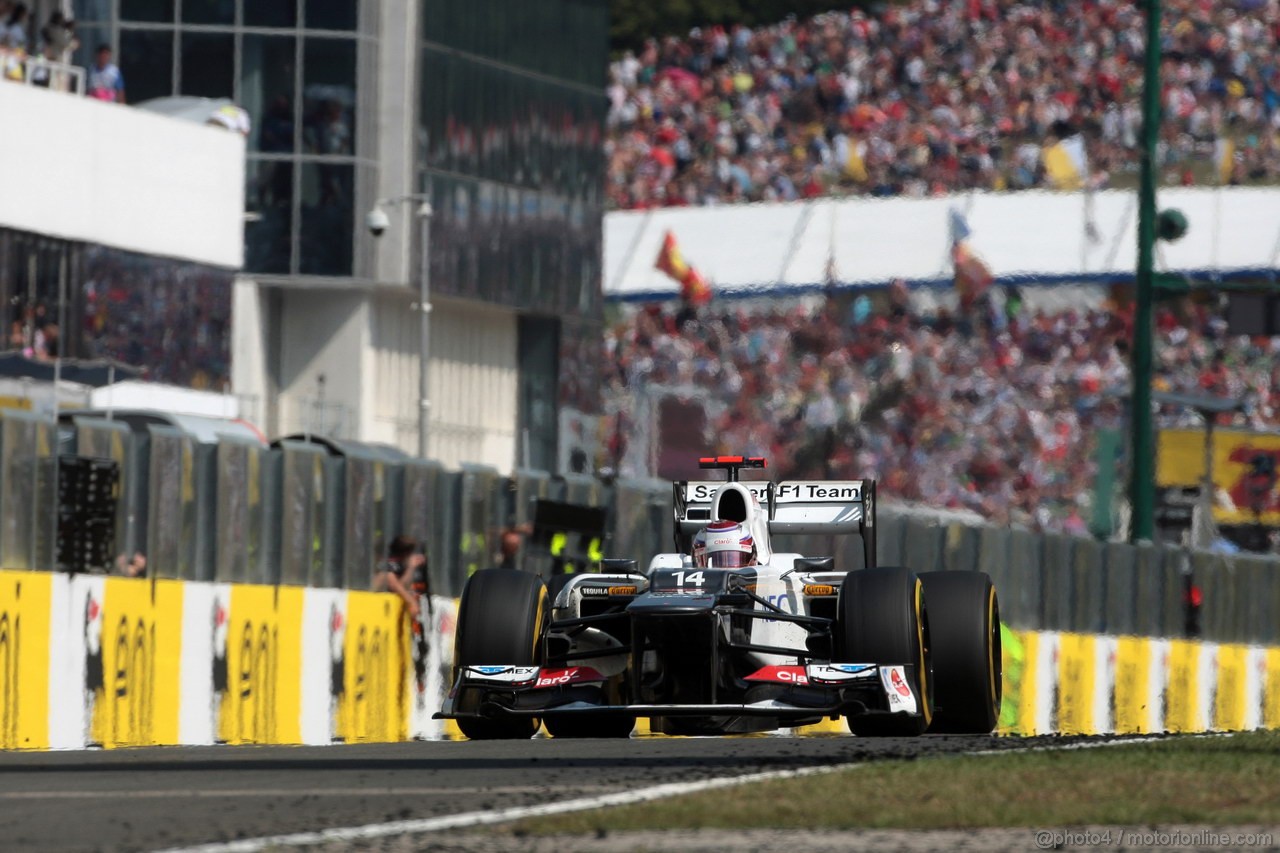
[435,662,924,724]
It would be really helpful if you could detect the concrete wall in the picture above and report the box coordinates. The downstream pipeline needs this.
[0,83,244,269]
[277,290,370,439]
[428,300,518,470]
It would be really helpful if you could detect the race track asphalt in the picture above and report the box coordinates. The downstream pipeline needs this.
[0,733,1091,852]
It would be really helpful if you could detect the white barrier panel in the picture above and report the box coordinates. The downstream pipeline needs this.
[0,83,244,269]
[179,582,216,745]
[300,588,342,746]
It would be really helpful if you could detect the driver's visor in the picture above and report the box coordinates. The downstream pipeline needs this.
[707,550,752,568]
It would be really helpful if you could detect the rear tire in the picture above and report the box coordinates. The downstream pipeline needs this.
[919,571,1001,734]
[835,567,933,737]
[453,569,548,740]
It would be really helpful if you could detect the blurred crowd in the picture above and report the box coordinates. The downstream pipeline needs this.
[80,247,232,390]
[602,287,1280,534]
[606,0,1280,208]
[0,2,82,91]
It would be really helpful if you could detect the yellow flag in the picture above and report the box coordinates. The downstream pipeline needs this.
[1043,136,1086,190]
[844,139,868,183]
[1215,137,1235,185]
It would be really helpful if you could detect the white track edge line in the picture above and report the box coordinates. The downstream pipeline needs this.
[153,733,1207,853]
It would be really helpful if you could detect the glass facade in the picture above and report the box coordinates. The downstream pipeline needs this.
[80,246,233,389]
[0,230,232,390]
[103,0,367,278]
[418,0,607,322]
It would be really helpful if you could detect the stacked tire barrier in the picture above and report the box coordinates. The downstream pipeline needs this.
[1,408,1280,745]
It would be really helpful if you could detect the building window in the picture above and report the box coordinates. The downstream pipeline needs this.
[119,29,174,103]
[182,0,235,25]
[244,0,297,29]
[112,1,368,279]
[180,32,235,98]
[120,0,174,23]
[305,0,359,31]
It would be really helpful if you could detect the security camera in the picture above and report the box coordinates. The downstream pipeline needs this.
[366,208,390,237]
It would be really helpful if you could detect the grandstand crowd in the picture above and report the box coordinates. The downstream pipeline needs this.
[607,0,1280,208]
[603,290,1280,535]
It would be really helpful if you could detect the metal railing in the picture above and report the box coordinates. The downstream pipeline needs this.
[4,408,1277,646]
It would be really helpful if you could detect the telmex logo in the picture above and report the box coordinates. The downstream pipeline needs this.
[829,663,876,674]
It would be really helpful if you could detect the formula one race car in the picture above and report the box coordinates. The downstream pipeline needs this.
[438,456,1001,739]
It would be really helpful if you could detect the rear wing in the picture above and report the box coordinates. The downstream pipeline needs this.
[672,478,877,569]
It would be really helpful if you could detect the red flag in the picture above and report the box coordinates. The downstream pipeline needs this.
[655,231,712,306]
[952,242,993,311]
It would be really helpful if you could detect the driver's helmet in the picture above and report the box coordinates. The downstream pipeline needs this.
[691,520,756,568]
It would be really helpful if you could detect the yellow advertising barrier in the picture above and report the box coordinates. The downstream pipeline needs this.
[91,578,185,748]
[1056,633,1097,735]
[1165,639,1201,733]
[0,570,52,750]
[1214,644,1249,732]
[1113,636,1154,734]
[337,591,408,743]
[217,584,304,745]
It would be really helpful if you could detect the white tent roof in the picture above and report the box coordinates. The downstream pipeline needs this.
[604,187,1280,301]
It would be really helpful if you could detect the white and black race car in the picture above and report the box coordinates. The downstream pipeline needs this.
[438,456,1001,739]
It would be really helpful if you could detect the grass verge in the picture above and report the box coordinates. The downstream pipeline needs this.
[508,732,1280,835]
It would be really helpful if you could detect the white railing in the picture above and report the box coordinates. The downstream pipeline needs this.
[1,49,85,95]
[21,55,85,95]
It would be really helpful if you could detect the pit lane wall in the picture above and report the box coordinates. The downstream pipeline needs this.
[3,565,1279,746]
[0,569,460,750]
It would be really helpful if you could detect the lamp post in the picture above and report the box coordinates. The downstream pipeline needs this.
[1129,0,1162,543]
[369,193,434,460]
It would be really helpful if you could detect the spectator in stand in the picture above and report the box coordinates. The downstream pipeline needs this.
[3,2,27,51]
[606,2,1280,208]
[87,43,123,103]
[604,291,1280,536]
[40,11,75,60]
[0,1,26,81]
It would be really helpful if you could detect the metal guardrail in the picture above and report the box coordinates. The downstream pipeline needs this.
[4,409,1277,645]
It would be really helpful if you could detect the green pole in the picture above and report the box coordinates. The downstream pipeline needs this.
[1130,0,1161,542]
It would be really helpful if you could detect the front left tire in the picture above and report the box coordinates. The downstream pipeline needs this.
[919,571,1001,734]
[452,569,548,740]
